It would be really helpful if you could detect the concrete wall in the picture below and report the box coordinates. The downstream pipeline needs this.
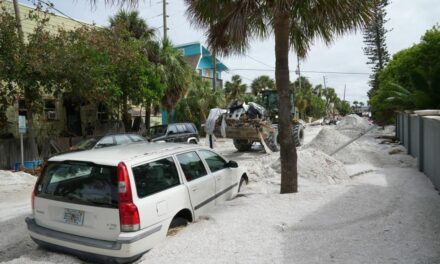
[422,116,440,190]
[409,114,419,158]
[396,112,440,191]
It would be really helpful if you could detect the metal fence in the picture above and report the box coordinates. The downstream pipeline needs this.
[396,111,440,191]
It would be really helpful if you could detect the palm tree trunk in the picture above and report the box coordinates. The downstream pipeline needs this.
[145,100,151,129]
[122,93,130,132]
[274,13,298,193]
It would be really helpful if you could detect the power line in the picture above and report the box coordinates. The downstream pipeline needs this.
[229,68,370,75]
[145,13,163,20]
[29,0,90,26]
[245,54,275,69]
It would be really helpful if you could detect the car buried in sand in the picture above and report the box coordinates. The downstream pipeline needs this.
[26,142,248,263]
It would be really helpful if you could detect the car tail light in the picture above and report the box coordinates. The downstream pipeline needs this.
[118,162,140,232]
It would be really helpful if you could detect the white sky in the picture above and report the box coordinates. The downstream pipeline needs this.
[19,0,440,104]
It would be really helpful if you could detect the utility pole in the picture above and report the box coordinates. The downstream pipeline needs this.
[212,50,217,91]
[343,84,346,101]
[296,55,302,90]
[162,0,168,40]
[12,0,24,42]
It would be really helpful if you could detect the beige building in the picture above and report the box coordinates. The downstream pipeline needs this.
[1,1,114,138]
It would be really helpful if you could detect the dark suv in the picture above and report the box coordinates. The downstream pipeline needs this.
[148,123,199,144]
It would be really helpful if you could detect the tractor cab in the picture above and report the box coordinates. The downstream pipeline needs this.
[260,90,298,123]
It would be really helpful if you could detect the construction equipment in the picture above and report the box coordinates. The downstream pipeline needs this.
[210,90,305,152]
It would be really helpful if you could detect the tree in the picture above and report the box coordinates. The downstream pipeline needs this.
[251,75,275,95]
[370,26,440,124]
[175,76,225,128]
[109,10,155,40]
[364,0,390,99]
[224,75,247,102]
[322,87,338,115]
[336,100,352,116]
[159,39,193,124]
[0,8,20,132]
[109,11,158,131]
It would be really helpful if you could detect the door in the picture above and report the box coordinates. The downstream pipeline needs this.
[198,150,235,203]
[64,97,82,136]
[34,161,120,241]
[176,151,215,216]
[166,124,179,142]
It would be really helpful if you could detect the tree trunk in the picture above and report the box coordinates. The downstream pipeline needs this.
[166,109,172,125]
[122,93,130,132]
[274,13,298,193]
[12,0,24,42]
[145,101,151,129]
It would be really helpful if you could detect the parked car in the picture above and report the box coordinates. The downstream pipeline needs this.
[70,133,146,151]
[148,123,199,144]
[26,143,248,263]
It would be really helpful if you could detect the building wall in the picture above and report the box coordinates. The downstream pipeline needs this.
[1,1,84,39]
[179,44,201,57]
[1,1,94,137]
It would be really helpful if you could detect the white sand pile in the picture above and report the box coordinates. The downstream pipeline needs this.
[336,114,371,137]
[304,127,362,164]
[239,154,279,179]
[0,171,36,187]
[270,149,349,184]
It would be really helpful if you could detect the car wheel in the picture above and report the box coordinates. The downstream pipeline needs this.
[238,176,248,192]
[168,217,188,236]
[189,139,198,144]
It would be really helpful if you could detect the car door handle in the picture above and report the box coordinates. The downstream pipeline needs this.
[216,177,221,181]
[191,187,198,192]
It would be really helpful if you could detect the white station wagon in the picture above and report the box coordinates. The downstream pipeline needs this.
[26,143,248,263]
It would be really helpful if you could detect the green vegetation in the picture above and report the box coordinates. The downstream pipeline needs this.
[370,26,440,124]
[363,0,390,98]
[175,77,225,128]
[224,75,247,102]
[0,7,195,134]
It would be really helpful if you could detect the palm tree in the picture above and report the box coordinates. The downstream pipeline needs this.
[224,75,247,102]
[109,10,155,40]
[185,0,373,194]
[251,75,275,95]
[109,10,156,130]
[158,39,193,124]
[175,76,225,128]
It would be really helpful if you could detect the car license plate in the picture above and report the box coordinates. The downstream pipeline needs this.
[63,208,85,226]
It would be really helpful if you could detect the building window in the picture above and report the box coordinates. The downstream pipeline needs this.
[44,99,57,120]
[18,99,27,118]
[179,48,185,56]
[198,69,202,76]
[97,102,109,121]
[205,69,211,77]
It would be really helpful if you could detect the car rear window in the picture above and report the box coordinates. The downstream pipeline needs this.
[185,123,197,134]
[132,157,180,198]
[36,162,118,208]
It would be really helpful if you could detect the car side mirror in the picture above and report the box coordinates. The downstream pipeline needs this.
[227,160,238,168]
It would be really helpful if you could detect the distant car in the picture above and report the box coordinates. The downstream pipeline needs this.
[148,123,199,144]
[26,143,248,263]
[70,133,147,151]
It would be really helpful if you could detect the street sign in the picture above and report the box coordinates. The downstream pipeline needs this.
[18,115,26,134]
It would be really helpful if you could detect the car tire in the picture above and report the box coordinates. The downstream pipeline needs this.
[238,176,248,192]
[169,217,188,229]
